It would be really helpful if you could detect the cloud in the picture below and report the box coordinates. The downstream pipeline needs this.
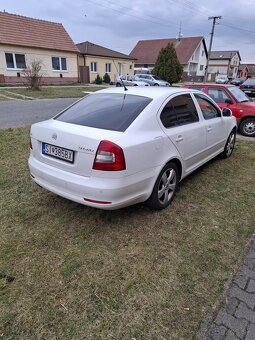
[1,0,254,62]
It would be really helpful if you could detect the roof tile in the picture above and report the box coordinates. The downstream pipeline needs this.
[129,37,206,65]
[0,11,79,53]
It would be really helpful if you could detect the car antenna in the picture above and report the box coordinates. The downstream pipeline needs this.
[113,60,128,91]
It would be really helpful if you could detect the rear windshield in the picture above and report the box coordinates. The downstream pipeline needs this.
[55,93,152,132]
[243,79,255,85]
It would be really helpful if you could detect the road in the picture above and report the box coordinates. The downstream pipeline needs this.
[0,98,78,129]
[0,98,254,142]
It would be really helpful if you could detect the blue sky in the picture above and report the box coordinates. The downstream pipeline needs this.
[1,0,255,62]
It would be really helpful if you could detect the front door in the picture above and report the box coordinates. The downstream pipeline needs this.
[194,93,226,154]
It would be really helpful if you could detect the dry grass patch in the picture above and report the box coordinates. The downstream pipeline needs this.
[0,86,105,100]
[0,126,254,339]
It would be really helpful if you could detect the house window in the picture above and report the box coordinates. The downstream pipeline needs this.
[105,63,111,73]
[200,65,204,71]
[91,62,97,72]
[5,52,26,69]
[129,65,132,70]
[201,50,204,57]
[52,57,67,71]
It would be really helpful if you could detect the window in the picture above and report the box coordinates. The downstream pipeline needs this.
[91,62,97,72]
[202,50,204,56]
[52,57,67,71]
[195,94,221,120]
[208,88,230,103]
[55,93,152,132]
[200,65,204,71]
[129,65,132,70]
[189,86,205,92]
[5,53,26,69]
[160,94,199,128]
[105,63,111,73]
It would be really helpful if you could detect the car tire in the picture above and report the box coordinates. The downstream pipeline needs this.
[133,84,138,86]
[145,162,179,210]
[221,129,236,158]
[116,83,121,87]
[154,83,159,86]
[239,118,255,137]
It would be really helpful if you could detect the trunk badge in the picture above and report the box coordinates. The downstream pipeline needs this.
[52,133,57,140]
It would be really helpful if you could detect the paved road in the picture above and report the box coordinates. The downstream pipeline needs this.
[0,98,78,128]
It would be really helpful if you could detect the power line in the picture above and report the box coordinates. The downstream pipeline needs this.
[86,0,179,29]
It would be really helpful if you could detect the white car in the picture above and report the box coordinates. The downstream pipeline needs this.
[116,75,149,87]
[28,87,236,210]
[135,74,170,86]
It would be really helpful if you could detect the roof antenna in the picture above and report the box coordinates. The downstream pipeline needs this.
[113,60,128,91]
[176,21,183,41]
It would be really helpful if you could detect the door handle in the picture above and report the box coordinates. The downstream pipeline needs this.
[175,135,184,142]
[207,127,213,132]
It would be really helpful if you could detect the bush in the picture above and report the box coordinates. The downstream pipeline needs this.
[103,73,111,84]
[95,74,103,84]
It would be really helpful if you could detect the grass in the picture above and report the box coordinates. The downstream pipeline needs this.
[0,126,254,339]
[0,86,106,100]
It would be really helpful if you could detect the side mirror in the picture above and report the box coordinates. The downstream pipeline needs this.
[222,108,232,117]
[225,98,233,104]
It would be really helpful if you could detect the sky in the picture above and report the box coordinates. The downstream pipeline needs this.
[1,0,255,63]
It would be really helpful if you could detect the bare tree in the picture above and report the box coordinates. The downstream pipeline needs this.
[23,60,43,90]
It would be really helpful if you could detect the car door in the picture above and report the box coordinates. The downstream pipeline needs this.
[207,87,238,114]
[194,93,226,154]
[159,93,207,174]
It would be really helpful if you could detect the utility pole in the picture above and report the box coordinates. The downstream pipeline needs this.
[204,16,222,82]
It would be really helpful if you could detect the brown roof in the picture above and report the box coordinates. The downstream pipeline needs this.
[129,36,207,65]
[210,50,241,60]
[242,64,255,76]
[0,11,79,53]
[77,41,135,60]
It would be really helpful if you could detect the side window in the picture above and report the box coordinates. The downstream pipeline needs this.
[195,94,221,120]
[189,86,205,92]
[208,88,231,103]
[160,94,199,128]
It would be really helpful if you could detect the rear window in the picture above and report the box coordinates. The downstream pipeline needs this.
[55,93,152,132]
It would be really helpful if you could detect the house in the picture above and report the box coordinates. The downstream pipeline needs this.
[76,41,136,83]
[0,11,79,84]
[129,36,208,81]
[207,51,241,81]
[238,64,255,79]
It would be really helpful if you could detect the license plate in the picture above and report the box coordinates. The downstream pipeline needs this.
[244,90,251,93]
[42,143,74,163]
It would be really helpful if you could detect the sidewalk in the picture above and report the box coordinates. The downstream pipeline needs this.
[200,238,255,339]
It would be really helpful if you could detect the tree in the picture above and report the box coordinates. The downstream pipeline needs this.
[23,60,43,90]
[152,43,183,85]
[103,73,111,84]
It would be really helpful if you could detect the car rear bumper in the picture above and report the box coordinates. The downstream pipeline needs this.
[28,156,159,210]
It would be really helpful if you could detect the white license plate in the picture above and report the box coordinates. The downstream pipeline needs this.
[244,90,251,93]
[42,143,74,163]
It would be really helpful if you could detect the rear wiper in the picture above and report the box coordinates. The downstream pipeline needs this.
[240,100,250,102]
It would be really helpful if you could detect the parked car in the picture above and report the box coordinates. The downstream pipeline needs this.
[135,74,170,86]
[182,83,255,137]
[216,75,229,84]
[240,78,255,96]
[230,78,244,86]
[116,75,149,87]
[29,87,236,211]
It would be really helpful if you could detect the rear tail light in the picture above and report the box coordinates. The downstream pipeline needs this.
[29,137,33,149]
[240,85,244,88]
[93,140,126,171]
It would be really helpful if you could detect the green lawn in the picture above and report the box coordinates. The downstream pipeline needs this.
[0,86,106,100]
[0,127,254,339]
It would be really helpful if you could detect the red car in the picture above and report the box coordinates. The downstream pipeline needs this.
[182,84,255,137]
